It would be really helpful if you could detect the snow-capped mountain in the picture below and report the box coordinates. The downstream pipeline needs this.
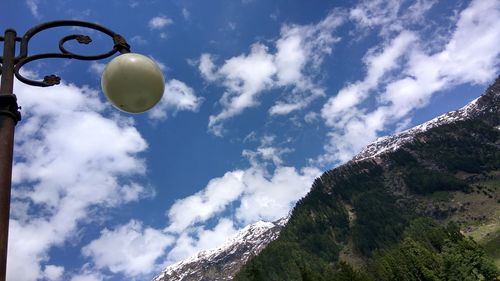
[152,218,287,281]
[352,77,500,162]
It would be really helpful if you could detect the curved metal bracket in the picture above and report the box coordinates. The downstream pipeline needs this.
[11,20,130,87]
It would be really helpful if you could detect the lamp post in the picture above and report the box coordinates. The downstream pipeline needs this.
[0,20,165,280]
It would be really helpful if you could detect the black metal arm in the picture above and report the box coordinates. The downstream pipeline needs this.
[0,20,130,87]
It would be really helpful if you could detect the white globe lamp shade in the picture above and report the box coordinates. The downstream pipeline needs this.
[101,53,165,113]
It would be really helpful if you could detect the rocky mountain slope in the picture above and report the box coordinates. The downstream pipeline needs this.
[152,218,287,281]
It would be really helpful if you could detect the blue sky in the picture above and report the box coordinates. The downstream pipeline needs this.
[1,0,499,280]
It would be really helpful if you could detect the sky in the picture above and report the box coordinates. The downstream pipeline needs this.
[0,0,499,280]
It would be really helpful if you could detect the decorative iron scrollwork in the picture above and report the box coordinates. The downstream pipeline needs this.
[42,75,61,86]
[9,20,131,87]
[75,35,92,44]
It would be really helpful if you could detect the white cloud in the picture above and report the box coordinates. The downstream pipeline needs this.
[8,80,149,281]
[405,0,438,22]
[165,170,246,233]
[207,43,277,135]
[304,112,319,123]
[88,62,106,77]
[319,0,500,165]
[321,31,417,127]
[166,218,237,263]
[148,79,203,121]
[199,11,345,135]
[130,35,148,45]
[70,272,103,281]
[165,162,320,234]
[82,220,173,276]
[26,0,41,18]
[350,0,437,36]
[242,135,292,167]
[43,265,64,281]
[148,16,173,30]
[350,0,402,29]
[235,166,320,225]
[198,54,218,81]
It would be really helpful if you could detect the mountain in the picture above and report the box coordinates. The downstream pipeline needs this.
[154,76,500,281]
[234,76,500,280]
[152,218,287,281]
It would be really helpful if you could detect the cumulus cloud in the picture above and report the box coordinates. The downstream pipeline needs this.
[8,80,150,281]
[199,10,345,135]
[206,43,277,135]
[236,165,320,225]
[82,220,173,276]
[148,79,204,121]
[165,132,319,232]
[319,0,500,164]
[161,160,320,264]
[165,154,320,233]
[165,170,246,233]
[148,16,173,30]
[163,163,320,263]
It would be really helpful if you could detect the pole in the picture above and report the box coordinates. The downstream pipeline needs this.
[0,28,19,281]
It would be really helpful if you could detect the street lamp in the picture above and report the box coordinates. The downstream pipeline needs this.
[0,20,165,280]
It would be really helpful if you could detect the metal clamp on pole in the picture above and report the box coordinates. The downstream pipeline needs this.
[0,95,21,123]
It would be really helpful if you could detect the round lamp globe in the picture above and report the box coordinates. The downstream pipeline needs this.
[101,53,165,113]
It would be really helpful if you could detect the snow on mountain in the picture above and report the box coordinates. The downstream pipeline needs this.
[352,77,500,162]
[152,218,287,281]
